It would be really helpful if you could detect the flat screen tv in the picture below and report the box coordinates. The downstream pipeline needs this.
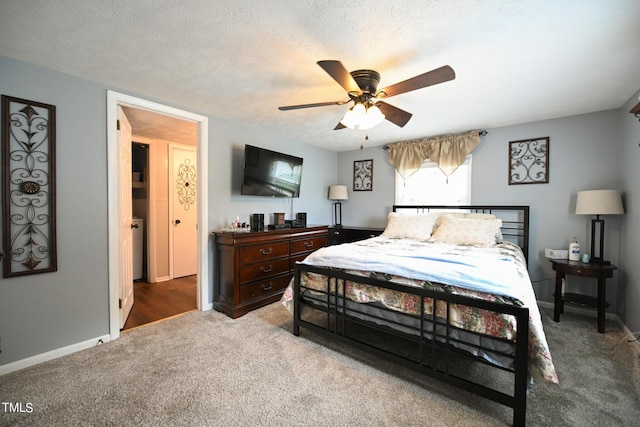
[241,145,304,197]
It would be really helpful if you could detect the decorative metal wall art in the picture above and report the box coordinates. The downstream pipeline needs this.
[2,95,57,277]
[176,158,197,211]
[508,137,549,185]
[353,159,373,191]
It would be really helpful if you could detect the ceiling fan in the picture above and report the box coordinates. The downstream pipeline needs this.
[279,60,455,130]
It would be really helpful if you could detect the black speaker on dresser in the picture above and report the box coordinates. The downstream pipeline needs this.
[296,212,307,227]
[250,213,264,232]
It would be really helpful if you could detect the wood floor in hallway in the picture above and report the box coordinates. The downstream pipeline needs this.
[122,275,197,331]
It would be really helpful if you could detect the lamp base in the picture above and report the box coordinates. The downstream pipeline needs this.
[333,201,343,228]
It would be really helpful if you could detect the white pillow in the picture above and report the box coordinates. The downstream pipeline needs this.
[381,212,439,239]
[430,214,502,246]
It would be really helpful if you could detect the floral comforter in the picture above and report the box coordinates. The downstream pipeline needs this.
[281,237,558,383]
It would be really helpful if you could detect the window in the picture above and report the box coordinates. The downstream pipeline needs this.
[394,155,472,205]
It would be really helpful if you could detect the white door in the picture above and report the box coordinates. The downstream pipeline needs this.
[118,106,134,328]
[170,144,198,278]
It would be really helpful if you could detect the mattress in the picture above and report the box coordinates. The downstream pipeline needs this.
[281,236,558,383]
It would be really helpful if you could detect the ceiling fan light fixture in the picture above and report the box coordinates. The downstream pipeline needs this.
[340,102,385,130]
[365,104,385,128]
[340,106,357,129]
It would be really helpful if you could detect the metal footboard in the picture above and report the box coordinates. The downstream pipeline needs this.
[293,263,529,426]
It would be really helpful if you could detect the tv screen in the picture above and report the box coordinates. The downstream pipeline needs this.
[241,145,304,197]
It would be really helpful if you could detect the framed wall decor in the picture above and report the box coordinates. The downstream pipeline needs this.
[508,137,549,185]
[2,95,57,277]
[353,159,373,191]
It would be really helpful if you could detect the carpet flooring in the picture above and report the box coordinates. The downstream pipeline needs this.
[0,302,639,426]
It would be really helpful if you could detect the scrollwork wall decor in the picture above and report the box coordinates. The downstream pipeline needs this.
[176,158,197,211]
[353,159,373,191]
[509,137,549,185]
[2,95,57,277]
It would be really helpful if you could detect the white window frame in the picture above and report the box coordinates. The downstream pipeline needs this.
[394,155,472,205]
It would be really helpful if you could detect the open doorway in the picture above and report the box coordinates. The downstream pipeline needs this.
[107,91,210,341]
[121,135,198,330]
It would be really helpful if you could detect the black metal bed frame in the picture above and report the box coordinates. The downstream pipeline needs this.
[292,205,531,426]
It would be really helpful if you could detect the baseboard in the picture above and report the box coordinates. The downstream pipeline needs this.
[621,324,640,357]
[0,334,111,376]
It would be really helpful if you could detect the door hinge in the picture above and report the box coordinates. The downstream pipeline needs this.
[117,119,120,130]
[119,298,122,309]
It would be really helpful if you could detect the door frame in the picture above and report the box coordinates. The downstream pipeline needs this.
[107,90,210,341]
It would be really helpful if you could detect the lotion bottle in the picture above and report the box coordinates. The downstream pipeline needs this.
[569,237,581,261]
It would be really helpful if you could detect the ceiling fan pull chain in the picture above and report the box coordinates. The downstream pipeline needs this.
[360,133,369,150]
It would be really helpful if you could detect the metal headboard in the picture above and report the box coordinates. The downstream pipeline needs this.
[392,205,530,264]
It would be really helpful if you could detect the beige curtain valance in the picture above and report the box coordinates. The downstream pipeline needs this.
[386,130,482,179]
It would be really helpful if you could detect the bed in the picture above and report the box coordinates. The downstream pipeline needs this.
[280,205,558,426]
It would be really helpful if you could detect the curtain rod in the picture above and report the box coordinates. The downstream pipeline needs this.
[382,130,487,150]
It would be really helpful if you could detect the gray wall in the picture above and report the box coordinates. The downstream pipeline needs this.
[338,109,634,321]
[207,120,337,230]
[0,56,337,366]
[0,56,110,363]
[619,90,640,333]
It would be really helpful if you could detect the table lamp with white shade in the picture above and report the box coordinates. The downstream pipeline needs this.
[575,189,624,264]
[328,185,348,228]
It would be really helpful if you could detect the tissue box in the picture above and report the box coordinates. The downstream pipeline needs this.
[545,248,568,259]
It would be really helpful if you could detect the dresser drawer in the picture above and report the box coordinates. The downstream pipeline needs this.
[239,258,290,283]
[239,274,291,302]
[214,225,328,318]
[291,235,327,255]
[239,241,289,264]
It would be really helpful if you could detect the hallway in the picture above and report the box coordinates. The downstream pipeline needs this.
[122,275,197,330]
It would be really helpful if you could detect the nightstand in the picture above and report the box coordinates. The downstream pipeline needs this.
[328,226,384,245]
[549,258,617,333]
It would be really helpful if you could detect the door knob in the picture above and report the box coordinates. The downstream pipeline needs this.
[175,219,181,225]
[131,223,139,229]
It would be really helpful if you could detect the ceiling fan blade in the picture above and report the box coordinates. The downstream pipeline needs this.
[317,60,361,95]
[278,100,348,111]
[376,65,455,98]
[376,101,413,127]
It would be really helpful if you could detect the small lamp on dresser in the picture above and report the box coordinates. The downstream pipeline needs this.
[328,185,348,228]
[575,189,624,264]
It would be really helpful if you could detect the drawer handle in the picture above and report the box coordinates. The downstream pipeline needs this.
[259,247,273,255]
[260,282,273,292]
[304,241,314,248]
[260,265,273,273]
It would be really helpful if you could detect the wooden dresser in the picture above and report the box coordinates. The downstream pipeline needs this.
[214,225,328,318]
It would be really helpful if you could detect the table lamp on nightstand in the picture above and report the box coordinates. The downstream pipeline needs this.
[328,185,348,228]
[575,189,624,264]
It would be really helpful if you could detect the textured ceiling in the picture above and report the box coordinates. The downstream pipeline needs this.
[1,1,639,151]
